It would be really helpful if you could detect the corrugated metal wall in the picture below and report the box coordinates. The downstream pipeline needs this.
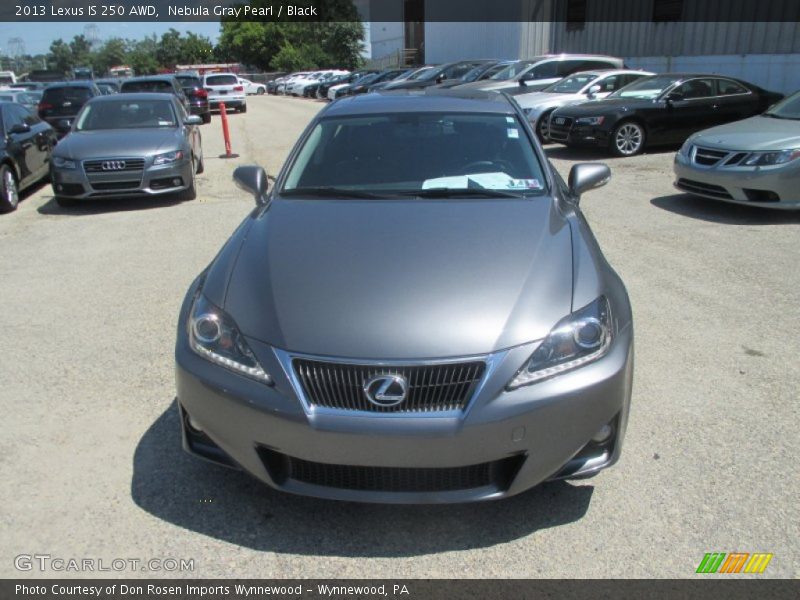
[424,22,552,63]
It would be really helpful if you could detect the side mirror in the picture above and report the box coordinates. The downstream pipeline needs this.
[184,115,203,126]
[56,119,71,131]
[8,122,30,135]
[568,163,611,200]
[587,84,602,98]
[435,73,446,83]
[233,165,269,206]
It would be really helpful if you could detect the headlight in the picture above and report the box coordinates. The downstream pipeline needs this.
[743,149,800,166]
[679,139,694,157]
[575,116,605,126]
[188,294,273,385]
[52,156,76,169]
[507,296,613,390]
[153,150,184,165]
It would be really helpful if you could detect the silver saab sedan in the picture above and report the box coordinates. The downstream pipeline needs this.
[175,90,634,503]
[674,90,800,209]
[50,93,203,207]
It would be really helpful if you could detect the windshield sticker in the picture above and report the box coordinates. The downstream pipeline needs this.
[506,116,515,124]
[507,128,520,139]
[423,172,542,191]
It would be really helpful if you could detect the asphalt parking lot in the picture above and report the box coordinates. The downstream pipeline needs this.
[1,94,798,579]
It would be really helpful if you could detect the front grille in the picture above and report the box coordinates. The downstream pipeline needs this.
[693,147,728,166]
[547,116,573,141]
[83,158,145,173]
[260,449,524,493]
[676,178,732,199]
[293,358,485,413]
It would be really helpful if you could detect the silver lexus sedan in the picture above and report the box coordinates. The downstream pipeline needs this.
[50,93,203,207]
[674,90,800,209]
[175,91,634,503]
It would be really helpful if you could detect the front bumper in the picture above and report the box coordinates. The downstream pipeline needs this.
[175,311,633,504]
[674,152,800,209]
[51,159,194,200]
[548,119,610,148]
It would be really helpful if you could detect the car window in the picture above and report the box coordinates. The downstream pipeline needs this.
[75,99,178,130]
[717,79,748,95]
[176,76,201,88]
[206,74,238,86]
[489,60,542,81]
[611,75,681,99]
[0,95,13,102]
[675,78,715,99]
[526,62,559,80]
[545,73,599,94]
[19,105,41,125]
[120,80,174,93]
[42,86,93,104]
[282,112,547,196]
[596,75,622,92]
[556,60,586,77]
[2,104,25,131]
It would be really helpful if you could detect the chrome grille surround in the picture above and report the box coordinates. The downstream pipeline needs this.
[274,349,506,417]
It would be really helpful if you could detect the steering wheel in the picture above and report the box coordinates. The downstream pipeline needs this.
[459,160,514,175]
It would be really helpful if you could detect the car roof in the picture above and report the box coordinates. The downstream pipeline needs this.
[87,92,176,103]
[324,89,517,117]
[121,75,176,83]
[44,82,97,89]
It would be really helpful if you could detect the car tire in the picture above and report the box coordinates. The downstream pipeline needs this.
[536,110,553,143]
[178,157,198,201]
[196,152,205,175]
[240,104,247,114]
[202,113,211,124]
[0,164,20,213]
[611,121,646,157]
[55,195,77,208]
[257,87,265,95]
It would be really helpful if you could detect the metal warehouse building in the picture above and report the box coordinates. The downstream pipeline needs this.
[357,0,800,94]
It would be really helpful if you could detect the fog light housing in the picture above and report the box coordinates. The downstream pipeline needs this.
[592,423,614,443]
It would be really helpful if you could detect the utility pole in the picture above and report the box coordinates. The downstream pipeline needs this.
[8,37,25,72]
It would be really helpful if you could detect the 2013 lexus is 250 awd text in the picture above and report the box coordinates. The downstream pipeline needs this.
[175,90,634,503]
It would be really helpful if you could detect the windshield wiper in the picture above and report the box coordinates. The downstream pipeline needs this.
[280,187,389,199]
[762,113,794,120]
[399,187,526,199]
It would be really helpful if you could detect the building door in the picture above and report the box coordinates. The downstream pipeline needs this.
[404,0,425,64]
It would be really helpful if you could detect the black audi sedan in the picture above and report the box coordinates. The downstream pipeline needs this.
[548,73,783,156]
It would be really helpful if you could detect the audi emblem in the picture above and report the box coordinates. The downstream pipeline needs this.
[101,160,126,171]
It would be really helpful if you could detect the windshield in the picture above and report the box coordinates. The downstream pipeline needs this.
[544,73,599,94]
[43,87,93,104]
[610,75,680,99]
[175,76,201,87]
[75,99,177,131]
[281,112,547,197]
[206,74,238,86]
[763,91,800,119]
[406,67,435,81]
[489,59,542,81]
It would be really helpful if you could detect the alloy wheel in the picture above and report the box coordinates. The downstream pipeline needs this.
[615,123,644,155]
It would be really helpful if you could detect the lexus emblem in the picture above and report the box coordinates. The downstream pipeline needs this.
[101,160,126,171]
[363,374,408,407]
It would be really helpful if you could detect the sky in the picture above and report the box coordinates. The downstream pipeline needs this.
[0,22,222,56]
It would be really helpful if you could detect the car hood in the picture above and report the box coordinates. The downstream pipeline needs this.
[555,97,653,116]
[689,115,800,151]
[223,197,573,359]
[54,128,182,159]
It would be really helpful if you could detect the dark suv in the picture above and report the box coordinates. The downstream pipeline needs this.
[37,82,102,138]
[119,76,191,114]
[174,72,211,124]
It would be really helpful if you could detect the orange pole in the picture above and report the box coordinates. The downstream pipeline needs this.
[219,102,233,157]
